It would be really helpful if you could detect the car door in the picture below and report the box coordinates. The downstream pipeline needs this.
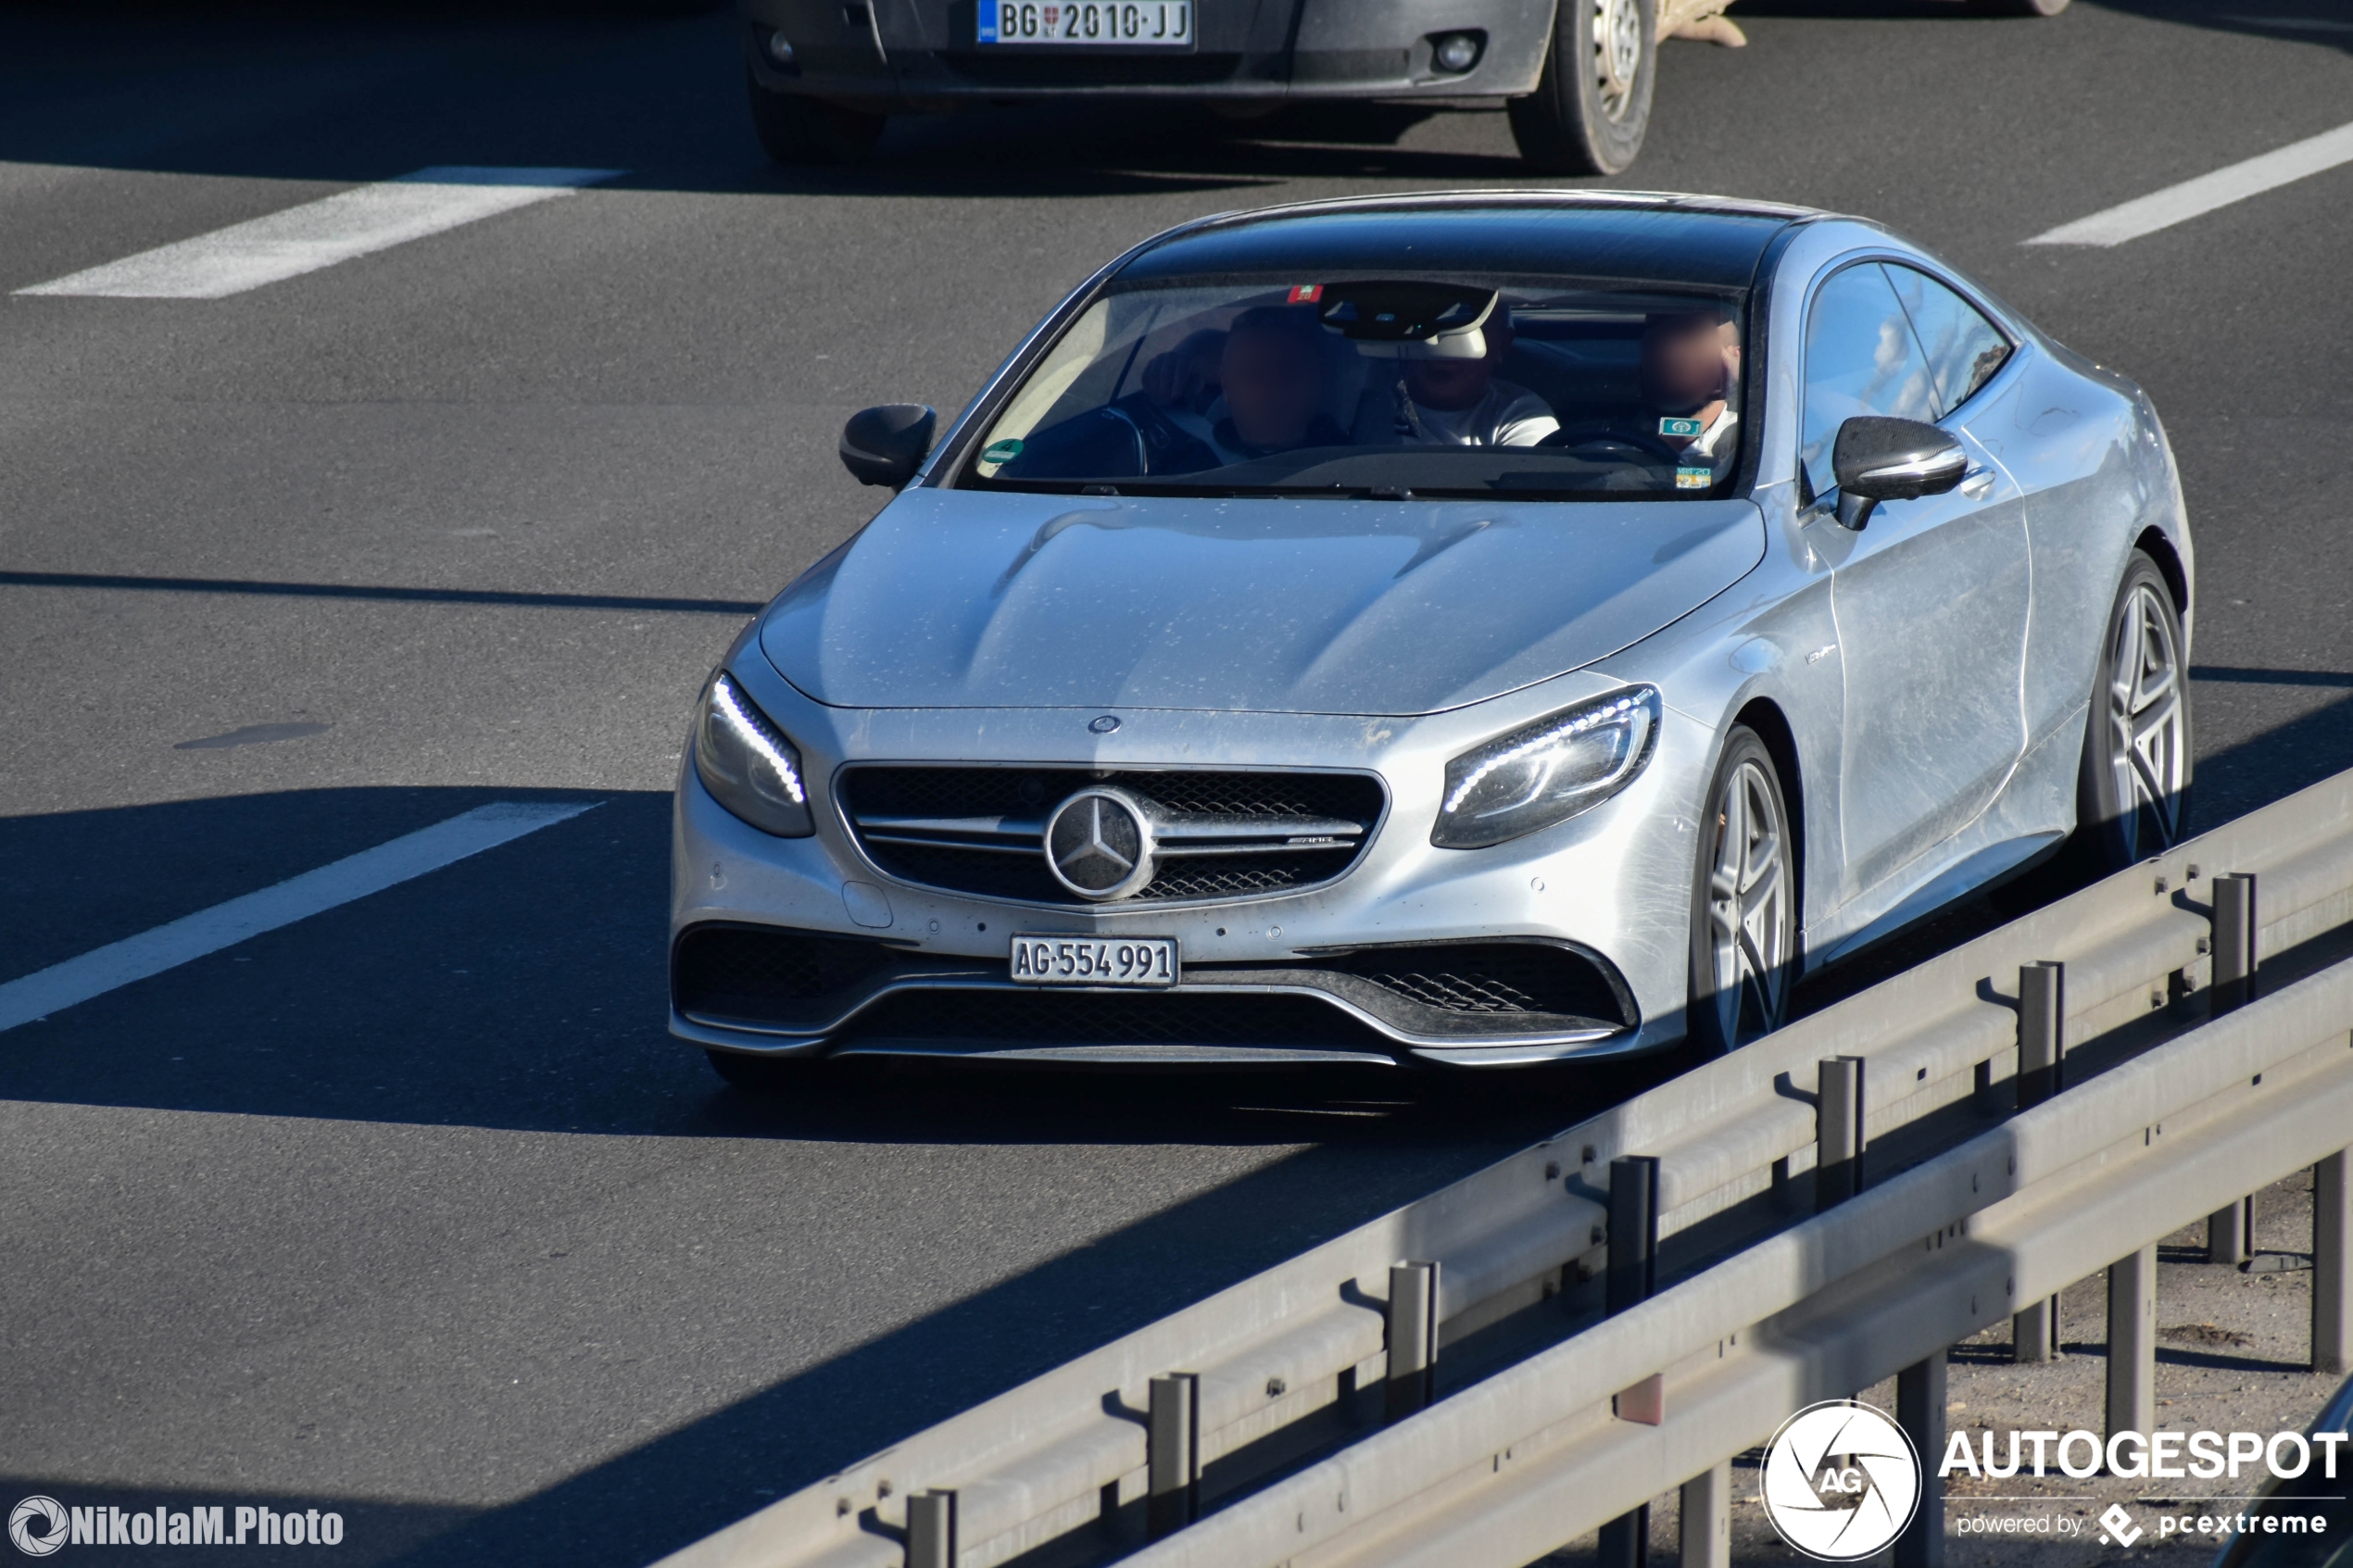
[1801,260,2032,908]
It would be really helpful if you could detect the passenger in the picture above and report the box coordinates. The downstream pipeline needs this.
[1642,309,1741,464]
[1390,322,1558,447]
[1206,307,1350,461]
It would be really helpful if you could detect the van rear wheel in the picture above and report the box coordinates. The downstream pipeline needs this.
[1507,0,1657,175]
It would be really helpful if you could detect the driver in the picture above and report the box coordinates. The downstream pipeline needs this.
[1205,306,1350,462]
[1390,322,1558,447]
[1642,309,1742,471]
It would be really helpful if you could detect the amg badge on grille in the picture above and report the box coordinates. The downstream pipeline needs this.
[1044,787,1156,900]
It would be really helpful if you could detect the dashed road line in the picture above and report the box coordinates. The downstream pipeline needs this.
[2026,119,2353,247]
[0,800,598,1033]
[13,166,622,299]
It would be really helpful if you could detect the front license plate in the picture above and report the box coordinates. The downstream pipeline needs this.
[1010,935,1180,987]
[977,2,1194,46]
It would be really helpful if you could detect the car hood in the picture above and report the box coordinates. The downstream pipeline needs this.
[761,489,1766,717]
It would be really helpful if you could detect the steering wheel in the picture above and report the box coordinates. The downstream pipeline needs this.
[1538,420,1684,466]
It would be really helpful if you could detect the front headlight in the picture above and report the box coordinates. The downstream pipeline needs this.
[694,671,814,837]
[1432,686,1659,849]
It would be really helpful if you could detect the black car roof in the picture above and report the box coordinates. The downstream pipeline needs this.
[1115,193,1813,293]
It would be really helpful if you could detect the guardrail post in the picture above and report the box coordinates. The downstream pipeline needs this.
[1680,1461,1730,1568]
[1599,1156,1661,1568]
[2017,960,2065,1110]
[2208,1195,2254,1267]
[2010,962,2068,1361]
[1147,1373,1199,1538]
[1606,1156,1659,1312]
[2210,872,2259,1012]
[2106,1245,2156,1446]
[2208,874,2260,1263]
[2013,1293,2060,1361]
[907,1490,956,1568]
[1384,1262,1438,1422]
[1896,1352,1946,1568]
[2317,1150,2350,1375]
[1816,1057,1866,1210]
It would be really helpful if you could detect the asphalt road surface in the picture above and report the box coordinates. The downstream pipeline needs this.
[3,3,2349,1562]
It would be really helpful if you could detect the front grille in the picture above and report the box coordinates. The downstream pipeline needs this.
[1340,943,1628,1023]
[837,988,1391,1052]
[838,766,1385,907]
[672,925,903,1024]
[673,930,1634,1047]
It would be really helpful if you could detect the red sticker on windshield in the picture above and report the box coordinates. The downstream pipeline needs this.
[1287,284,1323,303]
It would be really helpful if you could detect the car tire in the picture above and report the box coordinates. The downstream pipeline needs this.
[746,70,887,166]
[704,1047,823,1092]
[1688,726,1798,1054]
[2069,550,2192,873]
[1507,0,1658,177]
[1963,0,2070,14]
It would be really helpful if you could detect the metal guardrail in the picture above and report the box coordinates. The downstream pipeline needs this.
[659,768,2353,1568]
[1132,932,2353,1568]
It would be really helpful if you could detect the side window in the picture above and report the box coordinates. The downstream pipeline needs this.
[1884,264,2012,416]
[1799,264,1938,497]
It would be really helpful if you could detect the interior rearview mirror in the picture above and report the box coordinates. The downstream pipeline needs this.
[1831,416,1967,530]
[840,404,937,489]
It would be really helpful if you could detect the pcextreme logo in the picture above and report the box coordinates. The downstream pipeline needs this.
[1759,1399,1924,1562]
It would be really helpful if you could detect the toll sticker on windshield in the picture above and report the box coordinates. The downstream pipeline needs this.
[982,438,1025,464]
[1287,284,1324,303]
[1659,417,1706,438]
[1676,467,1714,490]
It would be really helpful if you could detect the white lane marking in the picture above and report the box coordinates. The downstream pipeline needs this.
[14,167,623,298]
[0,800,597,1033]
[2026,120,2353,246]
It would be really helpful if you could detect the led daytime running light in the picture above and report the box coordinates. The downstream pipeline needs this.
[1441,692,1644,815]
[711,672,806,806]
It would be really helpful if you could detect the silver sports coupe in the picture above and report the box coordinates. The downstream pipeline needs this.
[672,192,2194,1080]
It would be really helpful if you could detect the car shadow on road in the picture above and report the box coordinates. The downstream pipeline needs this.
[1738,0,2352,54]
[2085,0,2353,56]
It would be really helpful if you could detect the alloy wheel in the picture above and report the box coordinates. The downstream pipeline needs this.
[2103,581,2187,859]
[1705,757,1793,1047]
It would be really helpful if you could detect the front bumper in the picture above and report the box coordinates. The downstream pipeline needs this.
[740,0,1554,105]
[672,652,1709,1069]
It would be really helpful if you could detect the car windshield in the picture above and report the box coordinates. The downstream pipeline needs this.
[962,275,1748,499]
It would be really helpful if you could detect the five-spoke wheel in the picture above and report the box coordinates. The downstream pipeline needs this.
[1689,726,1796,1054]
[2076,551,2191,870]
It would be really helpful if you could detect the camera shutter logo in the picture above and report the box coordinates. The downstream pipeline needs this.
[8,1497,69,1559]
[1759,1400,1922,1562]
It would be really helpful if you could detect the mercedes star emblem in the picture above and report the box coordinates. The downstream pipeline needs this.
[1043,787,1156,900]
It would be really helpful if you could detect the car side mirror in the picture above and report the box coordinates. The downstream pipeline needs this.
[1831,415,1967,530]
[840,404,937,489]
